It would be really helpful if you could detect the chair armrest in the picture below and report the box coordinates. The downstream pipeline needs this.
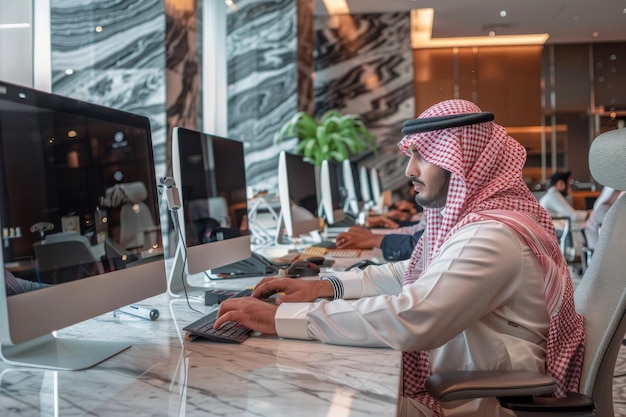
[499,391,595,413]
[425,370,556,402]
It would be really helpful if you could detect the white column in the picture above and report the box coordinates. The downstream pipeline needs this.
[202,0,229,136]
[0,1,34,88]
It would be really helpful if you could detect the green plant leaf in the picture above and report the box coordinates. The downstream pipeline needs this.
[274,109,377,164]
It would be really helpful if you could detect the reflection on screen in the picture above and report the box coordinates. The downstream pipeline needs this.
[175,129,249,248]
[0,94,163,292]
[283,152,318,216]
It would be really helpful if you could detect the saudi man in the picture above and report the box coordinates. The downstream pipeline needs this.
[216,99,585,416]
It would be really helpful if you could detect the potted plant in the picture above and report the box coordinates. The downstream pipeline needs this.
[274,109,376,166]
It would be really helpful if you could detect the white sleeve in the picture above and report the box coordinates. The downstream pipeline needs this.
[541,189,587,224]
[275,221,525,350]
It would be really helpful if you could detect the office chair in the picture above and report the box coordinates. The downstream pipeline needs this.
[119,200,158,251]
[552,216,572,259]
[33,232,104,284]
[425,127,626,416]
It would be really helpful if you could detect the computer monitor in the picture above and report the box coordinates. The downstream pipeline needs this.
[319,159,347,226]
[370,167,383,205]
[0,81,166,370]
[341,159,363,217]
[169,127,251,294]
[359,165,373,205]
[276,151,319,242]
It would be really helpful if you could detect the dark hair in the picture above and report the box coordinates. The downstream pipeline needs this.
[549,171,571,187]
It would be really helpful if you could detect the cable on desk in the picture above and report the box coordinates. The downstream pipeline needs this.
[159,177,203,315]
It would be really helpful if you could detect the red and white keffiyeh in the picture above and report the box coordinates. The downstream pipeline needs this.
[397,99,585,414]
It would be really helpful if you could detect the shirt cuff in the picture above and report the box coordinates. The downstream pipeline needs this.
[275,302,313,340]
[320,269,362,299]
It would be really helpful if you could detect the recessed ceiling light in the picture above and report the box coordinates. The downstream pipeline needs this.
[489,31,496,37]
[499,10,507,17]
[593,32,599,38]
[411,8,549,48]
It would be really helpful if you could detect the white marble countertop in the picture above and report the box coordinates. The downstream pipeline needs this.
[0,287,400,416]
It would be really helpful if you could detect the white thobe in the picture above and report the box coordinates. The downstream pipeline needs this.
[275,220,551,416]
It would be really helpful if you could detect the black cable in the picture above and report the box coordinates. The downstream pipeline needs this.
[158,177,203,315]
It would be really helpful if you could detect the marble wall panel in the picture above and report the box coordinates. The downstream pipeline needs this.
[50,0,167,178]
[164,0,201,176]
[226,0,300,195]
[226,5,414,195]
[313,12,415,193]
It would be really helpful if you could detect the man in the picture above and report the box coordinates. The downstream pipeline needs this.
[539,171,589,258]
[216,100,585,416]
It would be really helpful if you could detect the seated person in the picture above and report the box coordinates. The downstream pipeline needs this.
[216,99,584,416]
[363,208,422,229]
[363,184,423,229]
[539,171,589,258]
[335,220,425,261]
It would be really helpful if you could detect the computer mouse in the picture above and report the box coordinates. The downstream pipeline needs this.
[303,256,326,266]
[287,260,321,278]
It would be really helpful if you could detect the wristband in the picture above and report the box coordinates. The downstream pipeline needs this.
[321,275,344,300]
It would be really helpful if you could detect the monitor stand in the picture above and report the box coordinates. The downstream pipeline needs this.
[166,243,209,297]
[0,333,129,370]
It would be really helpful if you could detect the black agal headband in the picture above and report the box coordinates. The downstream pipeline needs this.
[401,112,495,135]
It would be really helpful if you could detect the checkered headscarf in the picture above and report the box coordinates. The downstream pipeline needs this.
[397,100,584,413]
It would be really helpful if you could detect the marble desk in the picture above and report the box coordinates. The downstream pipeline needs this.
[0,287,400,417]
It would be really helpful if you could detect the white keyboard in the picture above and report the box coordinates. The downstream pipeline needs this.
[302,246,361,258]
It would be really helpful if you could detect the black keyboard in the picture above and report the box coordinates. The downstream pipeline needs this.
[183,288,253,343]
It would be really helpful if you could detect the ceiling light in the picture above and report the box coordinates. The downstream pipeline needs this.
[0,23,30,30]
[499,10,507,17]
[323,0,350,15]
[411,8,549,48]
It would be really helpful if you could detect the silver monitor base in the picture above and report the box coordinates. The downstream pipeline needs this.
[0,333,130,370]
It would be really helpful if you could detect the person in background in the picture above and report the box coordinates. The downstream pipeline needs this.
[364,181,424,229]
[539,171,589,258]
[335,181,425,261]
[216,99,584,417]
[335,219,425,261]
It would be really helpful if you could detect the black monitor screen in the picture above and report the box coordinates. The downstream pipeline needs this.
[283,152,318,216]
[175,128,249,247]
[327,159,345,211]
[0,82,162,288]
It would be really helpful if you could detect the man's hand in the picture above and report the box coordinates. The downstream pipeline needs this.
[365,214,399,229]
[252,277,334,305]
[214,297,278,335]
[336,226,385,249]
